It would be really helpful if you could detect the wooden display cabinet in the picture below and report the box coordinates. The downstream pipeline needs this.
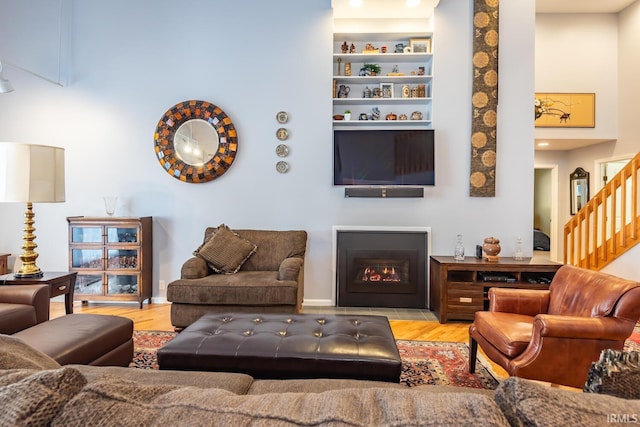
[67,216,152,308]
[429,255,562,323]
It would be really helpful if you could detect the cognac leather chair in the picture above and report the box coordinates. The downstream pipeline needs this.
[469,265,640,388]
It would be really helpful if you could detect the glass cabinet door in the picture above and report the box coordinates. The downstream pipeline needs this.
[71,226,103,243]
[71,249,103,269]
[107,227,139,244]
[107,274,139,295]
[107,249,138,269]
[75,274,103,295]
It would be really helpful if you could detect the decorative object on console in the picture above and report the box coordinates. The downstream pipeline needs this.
[0,143,65,278]
[482,237,501,262]
[469,0,499,197]
[454,234,465,261]
[103,196,117,216]
[570,167,589,215]
[153,100,237,184]
[0,60,13,93]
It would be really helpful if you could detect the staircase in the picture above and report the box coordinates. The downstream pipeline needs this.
[564,152,640,270]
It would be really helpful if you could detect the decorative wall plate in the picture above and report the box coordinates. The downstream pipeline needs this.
[276,161,289,173]
[275,144,289,157]
[276,128,289,140]
[276,111,289,124]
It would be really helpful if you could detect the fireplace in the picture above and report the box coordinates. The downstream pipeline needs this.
[334,227,430,309]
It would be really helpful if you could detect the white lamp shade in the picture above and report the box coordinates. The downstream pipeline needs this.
[0,143,65,203]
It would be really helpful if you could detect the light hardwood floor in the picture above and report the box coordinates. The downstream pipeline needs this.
[49,301,509,379]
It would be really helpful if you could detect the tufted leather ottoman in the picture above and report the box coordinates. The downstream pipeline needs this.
[157,313,402,382]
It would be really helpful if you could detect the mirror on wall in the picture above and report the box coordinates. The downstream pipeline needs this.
[153,100,238,183]
[570,167,589,215]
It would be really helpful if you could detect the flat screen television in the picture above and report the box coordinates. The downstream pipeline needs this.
[333,129,435,186]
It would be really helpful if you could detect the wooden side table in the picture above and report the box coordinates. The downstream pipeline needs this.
[0,271,77,314]
[0,254,9,275]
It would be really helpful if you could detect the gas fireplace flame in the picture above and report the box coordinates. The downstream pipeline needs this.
[361,266,401,282]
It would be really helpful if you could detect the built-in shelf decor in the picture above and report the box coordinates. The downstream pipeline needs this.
[469,0,499,197]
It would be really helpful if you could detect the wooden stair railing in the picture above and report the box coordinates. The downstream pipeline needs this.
[564,152,640,270]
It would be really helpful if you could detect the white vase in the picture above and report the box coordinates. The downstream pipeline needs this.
[344,113,351,121]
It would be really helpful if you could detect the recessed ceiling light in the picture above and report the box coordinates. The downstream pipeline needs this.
[537,142,550,147]
[406,0,421,7]
[349,0,363,7]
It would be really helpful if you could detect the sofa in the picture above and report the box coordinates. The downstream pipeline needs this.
[0,284,134,367]
[2,334,639,427]
[0,284,50,334]
[167,225,307,329]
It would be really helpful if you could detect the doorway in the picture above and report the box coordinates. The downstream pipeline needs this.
[534,165,558,262]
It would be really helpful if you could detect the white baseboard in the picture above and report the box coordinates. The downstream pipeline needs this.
[302,299,334,307]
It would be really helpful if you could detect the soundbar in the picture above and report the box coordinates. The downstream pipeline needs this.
[344,187,424,198]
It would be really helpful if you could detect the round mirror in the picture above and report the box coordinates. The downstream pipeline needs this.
[174,119,219,166]
[154,100,238,183]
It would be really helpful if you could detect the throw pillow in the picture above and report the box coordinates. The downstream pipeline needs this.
[0,367,86,427]
[0,334,61,370]
[495,376,640,427]
[194,224,257,274]
[584,349,640,399]
[277,257,303,281]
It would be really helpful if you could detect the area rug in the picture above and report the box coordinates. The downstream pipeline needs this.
[129,331,500,389]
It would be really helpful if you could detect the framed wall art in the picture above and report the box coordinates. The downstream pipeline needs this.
[535,93,595,128]
[409,38,432,53]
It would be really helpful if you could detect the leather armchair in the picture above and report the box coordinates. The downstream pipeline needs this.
[469,265,640,388]
[0,284,50,334]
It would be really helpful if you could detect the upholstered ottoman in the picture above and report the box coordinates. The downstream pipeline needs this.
[13,313,134,366]
[157,313,402,382]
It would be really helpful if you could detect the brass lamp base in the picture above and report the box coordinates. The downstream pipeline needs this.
[14,202,44,278]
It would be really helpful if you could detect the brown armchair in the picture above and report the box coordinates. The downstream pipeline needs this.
[0,284,50,334]
[469,265,640,388]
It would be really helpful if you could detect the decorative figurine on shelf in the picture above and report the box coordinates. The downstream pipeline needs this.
[345,62,351,76]
[358,113,368,120]
[349,43,356,53]
[371,107,380,120]
[482,237,501,262]
[363,86,372,98]
[381,45,387,53]
[402,84,410,98]
[372,87,381,98]
[341,41,349,54]
[399,113,408,120]
[385,112,397,121]
[337,85,350,98]
[392,64,399,73]
[418,66,425,76]
[395,43,405,53]
[336,57,342,76]
[410,111,423,120]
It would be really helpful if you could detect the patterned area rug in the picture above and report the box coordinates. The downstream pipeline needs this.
[625,322,640,352]
[129,331,500,389]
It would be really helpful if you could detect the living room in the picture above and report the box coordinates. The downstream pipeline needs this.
[1,0,638,303]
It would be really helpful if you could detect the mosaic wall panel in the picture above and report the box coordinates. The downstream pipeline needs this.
[469,0,499,197]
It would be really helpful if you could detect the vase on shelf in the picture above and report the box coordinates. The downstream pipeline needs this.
[454,234,465,261]
[482,237,501,262]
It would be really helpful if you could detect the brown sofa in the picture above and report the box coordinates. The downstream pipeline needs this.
[2,334,639,426]
[167,228,307,329]
[0,284,133,367]
[0,284,50,334]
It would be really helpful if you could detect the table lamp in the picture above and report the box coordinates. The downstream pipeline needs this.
[0,143,65,277]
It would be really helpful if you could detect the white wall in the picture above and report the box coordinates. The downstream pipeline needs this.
[0,0,536,305]
[618,0,640,155]
[535,13,618,141]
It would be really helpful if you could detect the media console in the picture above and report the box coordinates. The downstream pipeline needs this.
[429,255,563,323]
